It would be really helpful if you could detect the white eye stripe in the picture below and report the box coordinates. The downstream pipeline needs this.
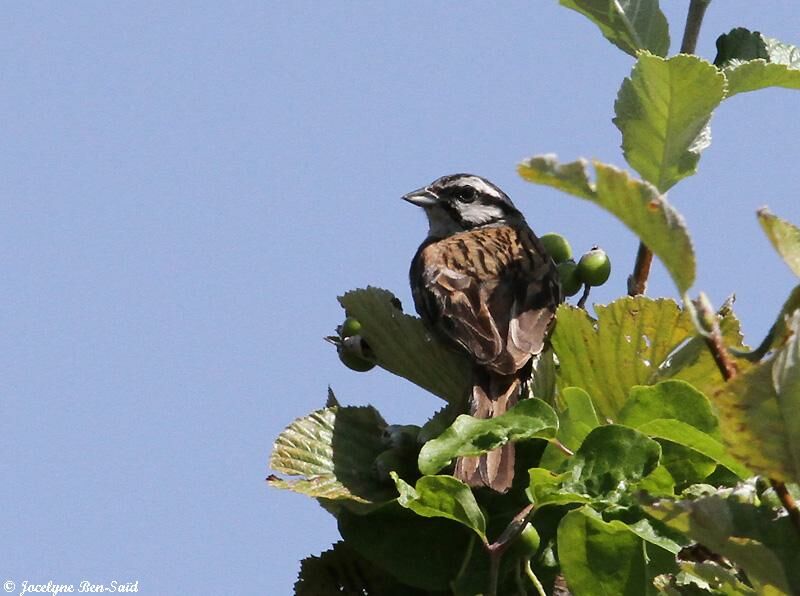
[447,176,503,200]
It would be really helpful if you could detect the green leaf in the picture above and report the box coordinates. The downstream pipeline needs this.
[666,561,757,595]
[527,467,592,507]
[295,541,439,596]
[540,387,600,470]
[614,53,726,192]
[618,381,748,481]
[636,419,749,479]
[558,506,677,596]
[417,398,558,475]
[715,27,770,66]
[550,297,696,419]
[566,425,661,496]
[710,311,800,483]
[530,425,661,507]
[619,381,718,435]
[758,208,800,278]
[656,443,716,488]
[392,473,487,543]
[715,28,800,97]
[338,505,476,591]
[268,405,396,508]
[645,493,800,594]
[338,287,470,403]
[731,285,800,362]
[518,156,695,293]
[559,0,669,57]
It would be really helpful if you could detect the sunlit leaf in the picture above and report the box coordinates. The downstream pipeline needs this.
[417,398,557,475]
[559,0,669,57]
[661,560,756,595]
[710,311,800,483]
[519,156,694,293]
[614,53,726,192]
[338,287,470,403]
[551,297,695,419]
[268,405,395,507]
[645,493,800,593]
[758,208,800,278]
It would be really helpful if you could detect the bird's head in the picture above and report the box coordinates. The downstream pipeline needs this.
[403,173,522,238]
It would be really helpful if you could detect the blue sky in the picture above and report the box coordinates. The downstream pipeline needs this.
[2,3,799,594]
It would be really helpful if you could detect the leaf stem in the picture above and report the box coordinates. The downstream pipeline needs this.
[524,559,547,596]
[693,295,738,381]
[576,284,591,309]
[627,0,711,297]
[771,480,800,536]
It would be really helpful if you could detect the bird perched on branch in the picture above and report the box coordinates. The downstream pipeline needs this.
[404,174,561,492]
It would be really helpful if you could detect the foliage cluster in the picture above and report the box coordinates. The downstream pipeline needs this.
[269,2,800,594]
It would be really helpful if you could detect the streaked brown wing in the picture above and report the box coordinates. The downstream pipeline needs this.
[414,226,559,375]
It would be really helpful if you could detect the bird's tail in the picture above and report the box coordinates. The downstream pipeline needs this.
[454,368,521,493]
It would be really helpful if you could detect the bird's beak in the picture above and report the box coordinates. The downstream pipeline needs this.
[402,187,438,207]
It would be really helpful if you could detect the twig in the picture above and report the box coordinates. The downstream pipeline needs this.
[627,0,711,297]
[627,244,653,296]
[485,504,535,596]
[680,0,712,55]
[771,480,800,535]
[693,294,738,381]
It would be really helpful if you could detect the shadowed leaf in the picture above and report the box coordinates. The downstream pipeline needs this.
[295,541,440,596]
[558,506,678,595]
[559,0,669,57]
[715,28,800,97]
[540,387,600,469]
[338,287,470,403]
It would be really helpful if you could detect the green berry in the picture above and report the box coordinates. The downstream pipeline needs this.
[540,233,572,264]
[338,348,375,372]
[577,247,611,286]
[557,260,582,297]
[517,524,541,556]
[340,316,363,338]
[338,337,375,372]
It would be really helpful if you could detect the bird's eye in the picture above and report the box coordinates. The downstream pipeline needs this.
[456,187,476,203]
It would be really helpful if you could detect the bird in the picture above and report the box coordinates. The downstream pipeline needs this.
[404,173,561,492]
